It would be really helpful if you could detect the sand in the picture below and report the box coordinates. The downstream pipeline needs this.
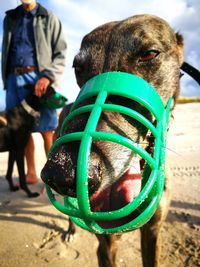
[0,103,199,267]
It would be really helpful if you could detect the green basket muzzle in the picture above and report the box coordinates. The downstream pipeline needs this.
[45,72,172,234]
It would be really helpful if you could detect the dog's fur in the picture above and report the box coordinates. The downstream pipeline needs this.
[42,14,184,267]
[0,95,40,198]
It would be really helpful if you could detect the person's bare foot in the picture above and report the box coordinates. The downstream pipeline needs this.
[26,174,39,184]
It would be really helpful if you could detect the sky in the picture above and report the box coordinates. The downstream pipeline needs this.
[0,0,199,110]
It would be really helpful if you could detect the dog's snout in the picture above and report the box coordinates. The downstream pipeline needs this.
[41,156,76,197]
[41,155,102,197]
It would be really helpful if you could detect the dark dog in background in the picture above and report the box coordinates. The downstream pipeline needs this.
[41,14,184,267]
[0,94,40,198]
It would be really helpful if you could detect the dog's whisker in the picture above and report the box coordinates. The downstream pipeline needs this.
[137,141,181,157]
[161,145,181,156]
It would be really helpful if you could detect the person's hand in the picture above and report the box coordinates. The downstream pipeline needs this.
[35,77,50,97]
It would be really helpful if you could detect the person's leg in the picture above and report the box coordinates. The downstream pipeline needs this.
[25,131,54,184]
[25,134,39,184]
[41,130,54,157]
[27,81,57,184]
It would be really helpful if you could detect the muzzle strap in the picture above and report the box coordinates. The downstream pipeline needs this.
[46,72,172,234]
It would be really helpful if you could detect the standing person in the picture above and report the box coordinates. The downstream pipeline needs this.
[1,0,67,184]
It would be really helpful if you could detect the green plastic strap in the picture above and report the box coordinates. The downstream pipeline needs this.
[46,72,172,234]
[74,72,164,120]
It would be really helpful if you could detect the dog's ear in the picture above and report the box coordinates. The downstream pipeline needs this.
[176,32,184,66]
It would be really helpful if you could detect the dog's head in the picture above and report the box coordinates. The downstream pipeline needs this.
[41,14,183,228]
[74,14,183,104]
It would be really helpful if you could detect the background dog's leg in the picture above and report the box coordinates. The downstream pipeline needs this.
[96,234,121,267]
[15,150,40,198]
[6,151,19,191]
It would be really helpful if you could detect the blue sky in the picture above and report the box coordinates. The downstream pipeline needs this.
[0,0,200,110]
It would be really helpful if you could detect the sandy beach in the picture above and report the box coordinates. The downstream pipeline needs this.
[0,102,200,267]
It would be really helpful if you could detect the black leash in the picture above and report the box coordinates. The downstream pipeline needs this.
[181,62,200,86]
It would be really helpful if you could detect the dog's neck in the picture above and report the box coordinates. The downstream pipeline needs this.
[21,100,40,118]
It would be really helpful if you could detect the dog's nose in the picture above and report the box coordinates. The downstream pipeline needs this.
[41,162,102,197]
[41,161,76,196]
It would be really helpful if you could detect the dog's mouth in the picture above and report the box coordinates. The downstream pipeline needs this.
[88,132,154,229]
[89,157,142,228]
[41,134,153,229]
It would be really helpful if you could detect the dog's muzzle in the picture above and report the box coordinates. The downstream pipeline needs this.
[43,72,172,234]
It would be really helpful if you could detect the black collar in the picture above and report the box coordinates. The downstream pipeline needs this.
[181,62,200,85]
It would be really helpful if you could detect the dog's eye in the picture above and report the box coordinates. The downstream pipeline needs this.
[139,50,160,62]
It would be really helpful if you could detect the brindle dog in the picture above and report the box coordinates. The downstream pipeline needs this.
[41,14,184,267]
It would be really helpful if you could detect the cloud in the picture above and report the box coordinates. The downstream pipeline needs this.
[47,0,200,99]
[0,0,17,14]
[172,0,200,96]
[172,1,200,68]
[0,0,199,107]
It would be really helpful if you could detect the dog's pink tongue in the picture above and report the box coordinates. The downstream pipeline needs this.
[111,168,141,210]
[90,162,142,212]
